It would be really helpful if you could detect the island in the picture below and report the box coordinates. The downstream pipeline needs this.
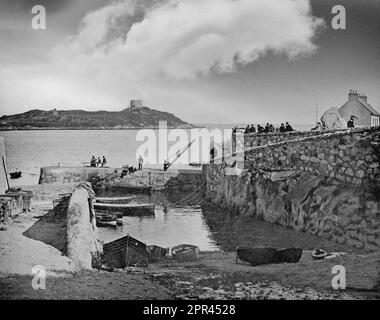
[0,100,193,130]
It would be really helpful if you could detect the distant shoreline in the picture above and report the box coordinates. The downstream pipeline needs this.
[0,125,205,131]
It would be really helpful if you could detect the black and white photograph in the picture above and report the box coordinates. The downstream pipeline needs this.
[0,0,379,311]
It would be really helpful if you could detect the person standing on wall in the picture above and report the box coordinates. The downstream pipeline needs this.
[138,155,144,170]
[347,116,355,128]
[102,156,107,168]
[90,155,96,167]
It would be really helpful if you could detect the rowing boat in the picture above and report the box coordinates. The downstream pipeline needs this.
[93,202,155,216]
[103,235,149,268]
[96,219,117,228]
[95,196,136,204]
[171,244,200,262]
[95,213,118,222]
[236,247,302,266]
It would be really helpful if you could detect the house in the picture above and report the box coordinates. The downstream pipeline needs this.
[338,90,380,127]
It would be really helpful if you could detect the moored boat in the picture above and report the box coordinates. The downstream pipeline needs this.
[96,219,117,228]
[171,244,200,262]
[10,171,22,179]
[94,202,155,216]
[95,213,118,222]
[95,196,136,204]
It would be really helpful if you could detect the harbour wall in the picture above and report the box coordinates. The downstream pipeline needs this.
[234,128,349,149]
[39,166,205,192]
[243,128,380,185]
[206,127,380,251]
[39,166,115,185]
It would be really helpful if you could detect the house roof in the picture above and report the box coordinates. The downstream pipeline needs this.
[358,98,380,116]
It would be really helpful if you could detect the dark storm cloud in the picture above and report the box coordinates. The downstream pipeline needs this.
[0,0,73,13]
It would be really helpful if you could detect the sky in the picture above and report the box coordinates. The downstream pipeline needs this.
[0,0,379,124]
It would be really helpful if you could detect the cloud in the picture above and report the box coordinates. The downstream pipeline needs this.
[52,0,324,81]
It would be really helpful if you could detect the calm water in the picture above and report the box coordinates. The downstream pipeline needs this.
[0,129,210,186]
[97,192,220,251]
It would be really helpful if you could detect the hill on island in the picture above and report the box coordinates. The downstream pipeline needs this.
[0,105,192,130]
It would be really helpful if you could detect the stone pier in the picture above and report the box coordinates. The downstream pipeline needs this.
[39,166,205,192]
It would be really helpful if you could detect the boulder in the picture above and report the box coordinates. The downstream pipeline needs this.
[320,107,347,130]
[66,182,102,269]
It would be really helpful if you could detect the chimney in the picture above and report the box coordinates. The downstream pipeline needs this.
[359,93,367,103]
[348,89,359,101]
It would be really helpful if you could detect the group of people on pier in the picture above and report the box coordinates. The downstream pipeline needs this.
[233,122,295,134]
[90,155,107,168]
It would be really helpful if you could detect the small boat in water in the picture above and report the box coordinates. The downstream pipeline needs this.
[95,196,136,204]
[94,202,155,216]
[95,213,118,222]
[10,171,22,179]
[96,219,117,228]
[236,247,303,266]
[171,244,200,262]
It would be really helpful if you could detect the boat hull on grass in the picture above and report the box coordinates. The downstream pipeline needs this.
[94,202,155,216]
[103,235,149,268]
[171,244,200,262]
[236,247,302,266]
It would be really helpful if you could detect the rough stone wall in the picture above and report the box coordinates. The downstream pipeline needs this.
[244,128,380,185]
[0,196,21,223]
[205,164,380,251]
[66,182,102,269]
[233,129,342,152]
[39,166,115,184]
